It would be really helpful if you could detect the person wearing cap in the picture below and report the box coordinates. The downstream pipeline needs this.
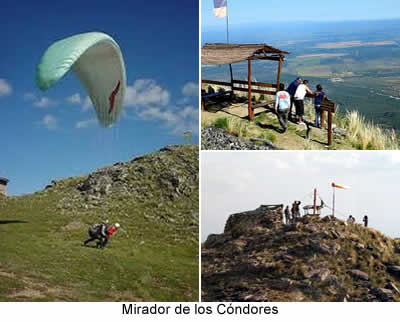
[99,223,120,249]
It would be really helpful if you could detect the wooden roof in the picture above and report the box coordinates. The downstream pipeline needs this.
[0,177,9,184]
[202,43,290,65]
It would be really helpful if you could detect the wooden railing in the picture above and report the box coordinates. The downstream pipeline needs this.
[202,79,278,96]
[202,79,337,146]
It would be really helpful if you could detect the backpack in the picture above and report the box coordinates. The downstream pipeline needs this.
[88,224,102,237]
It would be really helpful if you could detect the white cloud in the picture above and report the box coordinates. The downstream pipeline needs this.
[124,79,170,107]
[0,78,12,96]
[82,96,92,112]
[66,93,81,104]
[122,79,198,135]
[138,104,198,135]
[33,97,57,108]
[182,82,198,97]
[41,114,57,130]
[275,159,290,169]
[389,151,400,164]
[76,118,97,129]
[24,92,36,101]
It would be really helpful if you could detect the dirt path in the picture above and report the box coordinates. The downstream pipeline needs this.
[201,109,354,150]
[0,269,75,301]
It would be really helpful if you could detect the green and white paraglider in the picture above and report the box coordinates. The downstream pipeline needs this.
[36,32,126,127]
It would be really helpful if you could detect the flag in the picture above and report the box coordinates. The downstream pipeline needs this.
[214,0,227,18]
[331,182,350,189]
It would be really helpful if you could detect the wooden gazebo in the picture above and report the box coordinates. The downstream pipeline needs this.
[0,177,9,196]
[201,43,290,121]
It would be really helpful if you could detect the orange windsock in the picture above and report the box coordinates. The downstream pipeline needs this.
[331,182,350,189]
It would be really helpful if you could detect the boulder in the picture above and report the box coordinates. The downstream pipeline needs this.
[385,282,400,295]
[309,268,331,282]
[333,127,347,137]
[349,270,369,281]
[370,288,394,302]
[387,265,400,279]
[204,234,227,249]
[269,278,294,290]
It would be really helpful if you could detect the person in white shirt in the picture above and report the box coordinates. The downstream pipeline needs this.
[293,80,313,125]
[275,83,291,132]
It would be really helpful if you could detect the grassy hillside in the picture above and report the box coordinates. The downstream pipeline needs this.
[0,145,199,301]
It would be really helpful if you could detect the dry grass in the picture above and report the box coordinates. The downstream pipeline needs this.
[338,110,400,150]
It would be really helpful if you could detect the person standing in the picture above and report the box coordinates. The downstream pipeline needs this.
[287,77,302,119]
[294,80,313,126]
[363,215,368,227]
[275,83,291,132]
[284,205,291,224]
[314,84,326,128]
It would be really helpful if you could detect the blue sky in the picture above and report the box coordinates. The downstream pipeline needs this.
[0,0,199,195]
[202,0,400,29]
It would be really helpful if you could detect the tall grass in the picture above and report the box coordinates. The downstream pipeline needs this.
[303,102,399,150]
[338,111,400,150]
[212,117,249,137]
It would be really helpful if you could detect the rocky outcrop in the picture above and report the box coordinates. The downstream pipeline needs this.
[201,126,277,150]
[202,205,400,302]
[41,145,199,229]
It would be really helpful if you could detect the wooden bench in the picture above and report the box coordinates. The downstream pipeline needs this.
[201,90,233,110]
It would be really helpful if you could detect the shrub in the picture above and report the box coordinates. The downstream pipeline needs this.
[214,117,229,129]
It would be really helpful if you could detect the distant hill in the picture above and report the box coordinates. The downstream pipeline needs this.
[202,205,400,302]
[0,145,198,301]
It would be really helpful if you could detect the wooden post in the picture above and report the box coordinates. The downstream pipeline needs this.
[248,59,254,121]
[328,111,333,146]
[201,69,204,111]
[276,56,282,93]
[321,99,336,146]
[229,64,234,96]
[313,188,317,216]
[332,185,335,217]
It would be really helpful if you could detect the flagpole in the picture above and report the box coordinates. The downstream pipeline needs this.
[226,0,230,44]
[332,186,335,217]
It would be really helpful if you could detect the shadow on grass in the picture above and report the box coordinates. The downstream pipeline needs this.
[256,122,283,133]
[295,132,327,146]
[0,220,28,225]
[82,244,100,249]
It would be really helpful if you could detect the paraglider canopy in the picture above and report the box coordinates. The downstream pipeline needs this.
[36,32,127,127]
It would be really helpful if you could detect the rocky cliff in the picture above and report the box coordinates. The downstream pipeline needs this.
[202,205,400,302]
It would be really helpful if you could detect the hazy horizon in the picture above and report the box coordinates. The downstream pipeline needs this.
[202,0,400,29]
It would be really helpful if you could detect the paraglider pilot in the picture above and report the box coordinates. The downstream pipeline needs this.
[84,222,120,249]
[100,223,120,248]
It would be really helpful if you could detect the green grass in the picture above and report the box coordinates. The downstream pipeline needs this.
[214,117,229,130]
